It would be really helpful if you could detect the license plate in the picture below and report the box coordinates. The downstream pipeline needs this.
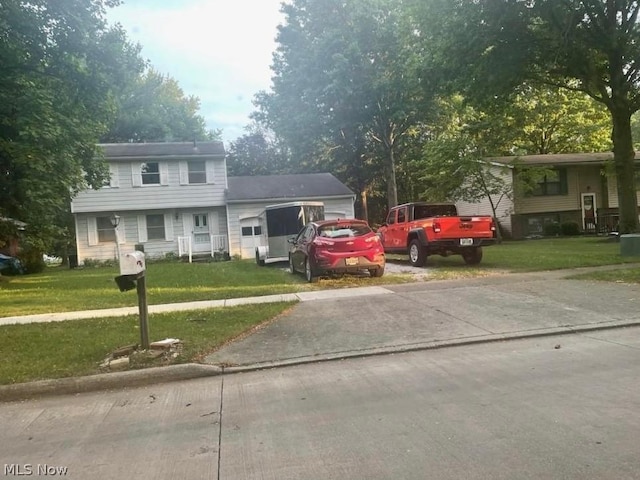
[460,238,474,246]
[345,257,358,266]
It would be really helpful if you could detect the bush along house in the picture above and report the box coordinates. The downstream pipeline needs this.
[70,141,356,265]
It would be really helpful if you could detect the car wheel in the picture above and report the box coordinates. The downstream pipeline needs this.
[255,250,265,266]
[408,239,427,267]
[369,266,384,278]
[305,257,318,283]
[462,246,483,265]
[289,255,296,274]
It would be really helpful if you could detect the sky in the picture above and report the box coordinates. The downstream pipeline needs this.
[106,0,285,146]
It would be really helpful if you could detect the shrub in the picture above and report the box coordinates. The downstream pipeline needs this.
[83,258,116,268]
[17,246,46,274]
[543,223,561,237]
[561,222,581,236]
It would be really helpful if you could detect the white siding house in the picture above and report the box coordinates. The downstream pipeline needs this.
[71,143,357,263]
[71,142,229,263]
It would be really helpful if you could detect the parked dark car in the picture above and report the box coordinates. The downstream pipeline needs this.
[288,219,385,282]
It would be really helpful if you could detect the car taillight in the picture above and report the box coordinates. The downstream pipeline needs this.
[364,235,379,243]
[490,219,496,231]
[433,221,441,233]
[314,238,335,247]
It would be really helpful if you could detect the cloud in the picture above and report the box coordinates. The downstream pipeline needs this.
[107,0,284,144]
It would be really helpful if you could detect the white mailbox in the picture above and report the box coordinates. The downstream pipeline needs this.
[119,251,145,276]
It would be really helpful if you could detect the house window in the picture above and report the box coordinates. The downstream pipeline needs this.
[188,161,207,184]
[97,217,116,243]
[532,168,568,196]
[242,226,262,236]
[146,214,165,240]
[141,162,160,185]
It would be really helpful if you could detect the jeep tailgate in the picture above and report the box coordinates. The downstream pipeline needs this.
[433,216,495,239]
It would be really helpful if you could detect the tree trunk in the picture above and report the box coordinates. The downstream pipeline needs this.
[384,147,398,209]
[611,108,639,234]
[361,189,369,223]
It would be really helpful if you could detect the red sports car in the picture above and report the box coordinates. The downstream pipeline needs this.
[288,219,385,282]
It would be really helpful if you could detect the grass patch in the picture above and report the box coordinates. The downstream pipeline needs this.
[0,302,293,385]
[412,236,637,273]
[1,237,637,317]
[567,267,640,284]
[0,260,412,317]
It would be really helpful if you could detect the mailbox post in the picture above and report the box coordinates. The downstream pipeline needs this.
[114,251,150,350]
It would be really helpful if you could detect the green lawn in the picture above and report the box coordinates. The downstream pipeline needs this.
[1,237,638,318]
[1,236,638,386]
[0,302,294,385]
[0,259,412,317]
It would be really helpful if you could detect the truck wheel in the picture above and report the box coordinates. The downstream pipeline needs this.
[256,250,265,266]
[305,257,318,283]
[462,247,483,265]
[408,239,427,267]
[289,255,296,274]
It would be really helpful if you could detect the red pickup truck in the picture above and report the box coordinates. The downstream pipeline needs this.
[377,202,496,266]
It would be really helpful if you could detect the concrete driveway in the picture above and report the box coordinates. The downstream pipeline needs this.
[204,266,640,368]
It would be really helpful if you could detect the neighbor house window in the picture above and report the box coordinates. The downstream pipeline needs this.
[141,162,160,185]
[532,168,568,196]
[146,214,165,240]
[188,161,207,184]
[97,216,116,243]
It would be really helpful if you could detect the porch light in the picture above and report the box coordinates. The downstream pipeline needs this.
[110,214,121,228]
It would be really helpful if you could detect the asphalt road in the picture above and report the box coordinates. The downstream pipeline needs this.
[2,326,640,480]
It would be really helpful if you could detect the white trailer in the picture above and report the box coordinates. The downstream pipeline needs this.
[255,201,325,265]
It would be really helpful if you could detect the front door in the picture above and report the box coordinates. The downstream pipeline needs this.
[581,193,597,232]
[192,214,210,253]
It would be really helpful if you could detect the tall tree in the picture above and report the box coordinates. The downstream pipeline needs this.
[414,0,640,233]
[413,88,609,237]
[226,125,291,176]
[102,68,216,143]
[0,0,144,255]
[254,0,432,210]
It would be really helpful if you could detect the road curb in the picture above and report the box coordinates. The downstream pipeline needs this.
[0,364,222,403]
[2,319,638,403]
[220,319,640,373]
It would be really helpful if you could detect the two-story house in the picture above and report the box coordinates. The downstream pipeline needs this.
[70,142,356,264]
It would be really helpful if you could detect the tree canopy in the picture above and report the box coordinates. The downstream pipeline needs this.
[254,0,432,212]
[0,0,144,255]
[412,0,640,233]
[101,68,217,143]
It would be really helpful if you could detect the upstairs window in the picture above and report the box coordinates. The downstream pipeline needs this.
[188,161,207,184]
[532,168,568,196]
[141,162,160,185]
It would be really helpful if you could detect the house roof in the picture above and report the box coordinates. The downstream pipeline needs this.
[227,173,354,202]
[489,152,640,167]
[98,141,225,160]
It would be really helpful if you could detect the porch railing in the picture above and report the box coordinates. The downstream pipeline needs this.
[178,235,228,263]
[178,236,192,263]
[596,213,619,234]
[210,234,228,255]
